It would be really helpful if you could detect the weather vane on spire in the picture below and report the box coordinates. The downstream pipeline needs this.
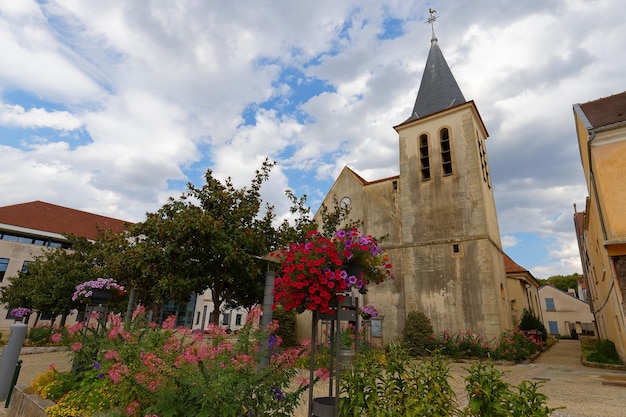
[426,8,438,41]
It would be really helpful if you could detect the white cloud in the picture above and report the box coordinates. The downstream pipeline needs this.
[0,103,82,130]
[1,0,625,275]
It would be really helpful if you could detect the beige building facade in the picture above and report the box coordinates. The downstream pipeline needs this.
[312,31,513,342]
[573,91,626,360]
[503,253,542,326]
[538,285,595,338]
[0,201,128,334]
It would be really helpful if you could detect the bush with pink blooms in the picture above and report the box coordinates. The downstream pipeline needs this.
[31,306,309,417]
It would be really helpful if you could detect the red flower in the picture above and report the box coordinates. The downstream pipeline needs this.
[273,228,393,313]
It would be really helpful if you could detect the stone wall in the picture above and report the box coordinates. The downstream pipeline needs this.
[6,386,53,417]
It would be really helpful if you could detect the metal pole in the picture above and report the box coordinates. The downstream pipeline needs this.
[124,287,137,326]
[0,323,28,401]
[258,270,276,371]
[4,359,22,408]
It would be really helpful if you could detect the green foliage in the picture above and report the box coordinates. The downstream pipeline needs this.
[582,338,624,365]
[462,361,561,416]
[491,330,541,362]
[339,345,457,417]
[431,329,542,362]
[402,310,434,356]
[432,330,492,359]
[272,304,298,347]
[28,324,67,346]
[33,306,308,417]
[339,344,559,417]
[518,308,548,342]
[544,274,580,296]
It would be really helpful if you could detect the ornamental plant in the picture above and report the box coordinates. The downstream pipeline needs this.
[35,305,309,417]
[72,277,125,302]
[358,304,379,320]
[9,306,32,318]
[273,228,392,314]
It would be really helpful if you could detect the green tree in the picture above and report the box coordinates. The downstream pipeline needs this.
[545,274,580,296]
[131,158,281,324]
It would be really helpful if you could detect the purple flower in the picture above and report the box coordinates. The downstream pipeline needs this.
[10,307,32,318]
[268,335,278,351]
[271,386,284,401]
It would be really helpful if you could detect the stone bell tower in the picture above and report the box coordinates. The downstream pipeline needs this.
[393,9,512,338]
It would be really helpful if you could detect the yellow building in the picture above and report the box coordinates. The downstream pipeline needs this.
[573,91,626,360]
[503,253,542,326]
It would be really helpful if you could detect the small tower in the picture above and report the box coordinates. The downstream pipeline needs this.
[393,9,511,338]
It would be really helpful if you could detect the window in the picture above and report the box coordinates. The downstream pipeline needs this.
[419,134,431,181]
[452,243,460,253]
[222,313,230,326]
[196,311,200,325]
[21,261,33,273]
[235,314,242,326]
[545,298,555,311]
[440,128,453,176]
[0,258,9,282]
[548,321,559,334]
[477,131,491,188]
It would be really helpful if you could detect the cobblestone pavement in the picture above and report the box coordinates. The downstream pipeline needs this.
[3,340,625,416]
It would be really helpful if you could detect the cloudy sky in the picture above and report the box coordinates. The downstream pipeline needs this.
[1,1,624,279]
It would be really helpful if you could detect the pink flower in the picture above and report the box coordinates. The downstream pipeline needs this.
[50,333,63,343]
[126,400,140,415]
[161,315,177,330]
[108,363,130,384]
[104,350,121,361]
[315,367,330,381]
[71,342,83,352]
[132,305,146,319]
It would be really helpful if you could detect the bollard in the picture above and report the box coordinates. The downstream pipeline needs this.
[0,323,28,401]
[258,270,276,371]
[4,359,22,408]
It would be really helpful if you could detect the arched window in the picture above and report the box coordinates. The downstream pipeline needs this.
[440,128,453,176]
[419,134,430,181]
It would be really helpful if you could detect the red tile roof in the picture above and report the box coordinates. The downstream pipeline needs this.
[503,252,528,274]
[0,201,130,240]
[579,91,626,129]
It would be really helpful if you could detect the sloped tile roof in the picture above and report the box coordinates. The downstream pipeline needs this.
[503,252,528,274]
[0,201,130,240]
[578,91,626,129]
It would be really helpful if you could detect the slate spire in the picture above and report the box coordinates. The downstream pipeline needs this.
[404,10,466,123]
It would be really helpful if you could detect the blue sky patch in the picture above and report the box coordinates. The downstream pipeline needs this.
[378,17,405,40]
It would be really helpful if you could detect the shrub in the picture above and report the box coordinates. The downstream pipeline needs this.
[463,361,561,416]
[339,344,559,417]
[33,306,309,417]
[432,330,492,359]
[518,308,548,342]
[339,344,456,416]
[402,310,434,356]
[272,304,298,347]
[28,324,67,346]
[492,330,541,362]
[582,338,623,365]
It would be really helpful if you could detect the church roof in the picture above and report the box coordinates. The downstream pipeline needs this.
[0,200,130,240]
[577,91,626,129]
[403,35,466,123]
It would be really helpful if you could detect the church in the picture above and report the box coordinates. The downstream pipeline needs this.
[313,15,513,342]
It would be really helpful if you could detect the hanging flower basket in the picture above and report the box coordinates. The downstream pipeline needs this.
[72,278,125,305]
[272,228,393,314]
